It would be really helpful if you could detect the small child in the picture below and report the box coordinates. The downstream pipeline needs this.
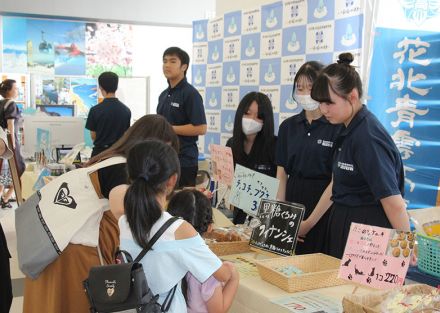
[168,190,239,313]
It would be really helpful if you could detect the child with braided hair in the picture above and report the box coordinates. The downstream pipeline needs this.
[168,190,239,313]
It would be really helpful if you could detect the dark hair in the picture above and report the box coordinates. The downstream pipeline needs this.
[124,140,180,249]
[87,114,179,165]
[292,61,324,95]
[98,71,119,93]
[231,91,275,164]
[167,189,213,302]
[311,52,363,103]
[167,190,213,235]
[0,79,16,98]
[163,47,190,76]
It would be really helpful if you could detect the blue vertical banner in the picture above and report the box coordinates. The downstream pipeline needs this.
[193,0,364,156]
[368,28,440,208]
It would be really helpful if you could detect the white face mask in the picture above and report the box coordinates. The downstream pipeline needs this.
[242,117,263,135]
[295,94,320,111]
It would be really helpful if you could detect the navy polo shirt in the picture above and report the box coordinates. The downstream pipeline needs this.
[85,98,131,148]
[332,106,404,207]
[157,78,206,167]
[276,111,341,179]
[226,136,277,178]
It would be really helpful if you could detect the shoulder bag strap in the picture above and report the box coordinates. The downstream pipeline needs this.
[0,100,13,130]
[86,156,126,173]
[3,99,13,111]
[133,216,180,263]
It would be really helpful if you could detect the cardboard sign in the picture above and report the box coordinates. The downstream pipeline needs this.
[229,164,279,217]
[209,144,234,186]
[271,290,342,313]
[249,199,304,256]
[338,223,415,289]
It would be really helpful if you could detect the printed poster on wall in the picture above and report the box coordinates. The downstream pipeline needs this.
[193,0,365,155]
[86,22,133,77]
[367,4,440,208]
[2,17,28,73]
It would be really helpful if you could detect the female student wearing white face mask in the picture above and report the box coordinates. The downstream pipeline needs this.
[276,61,342,255]
[227,92,277,224]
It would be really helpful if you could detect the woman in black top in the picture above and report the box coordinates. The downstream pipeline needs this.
[226,92,277,224]
[276,62,341,255]
[299,53,410,259]
[0,79,25,208]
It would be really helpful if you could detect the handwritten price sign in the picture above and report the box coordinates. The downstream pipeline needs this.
[229,164,279,217]
[338,223,415,289]
[210,144,234,186]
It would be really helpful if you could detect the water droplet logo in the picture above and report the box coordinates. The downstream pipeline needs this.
[209,91,217,107]
[226,66,236,83]
[196,24,205,40]
[341,23,356,47]
[264,64,276,83]
[266,9,278,28]
[228,17,237,34]
[225,115,234,132]
[211,45,219,62]
[287,31,300,52]
[245,39,256,57]
[314,0,328,19]
[194,69,203,85]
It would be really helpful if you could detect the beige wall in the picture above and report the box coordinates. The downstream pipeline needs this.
[0,0,215,26]
[217,0,274,15]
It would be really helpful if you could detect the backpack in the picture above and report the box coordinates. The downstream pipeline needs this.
[83,217,180,313]
[0,99,14,129]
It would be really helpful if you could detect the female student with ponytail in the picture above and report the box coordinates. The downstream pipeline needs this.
[298,53,411,259]
[110,140,235,313]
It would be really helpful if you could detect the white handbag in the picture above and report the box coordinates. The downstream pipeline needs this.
[15,156,126,279]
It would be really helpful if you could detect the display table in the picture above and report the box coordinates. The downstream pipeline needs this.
[226,252,370,313]
[20,164,40,199]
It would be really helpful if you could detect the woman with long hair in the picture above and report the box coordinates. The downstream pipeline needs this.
[23,115,179,313]
[227,91,277,224]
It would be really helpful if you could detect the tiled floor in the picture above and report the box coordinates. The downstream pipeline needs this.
[1,203,24,313]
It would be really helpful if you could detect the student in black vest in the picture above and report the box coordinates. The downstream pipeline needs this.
[299,53,411,259]
[157,47,207,187]
[86,72,131,157]
[276,62,341,255]
[226,92,277,224]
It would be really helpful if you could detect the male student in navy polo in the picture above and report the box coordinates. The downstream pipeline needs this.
[157,47,207,187]
[86,72,131,157]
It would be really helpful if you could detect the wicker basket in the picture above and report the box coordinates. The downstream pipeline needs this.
[208,240,251,256]
[342,284,440,313]
[255,253,344,293]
